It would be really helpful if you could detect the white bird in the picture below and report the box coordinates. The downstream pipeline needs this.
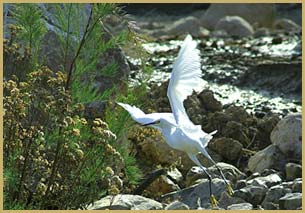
[117,35,233,206]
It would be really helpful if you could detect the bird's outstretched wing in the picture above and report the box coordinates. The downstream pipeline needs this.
[117,102,175,125]
[167,35,205,126]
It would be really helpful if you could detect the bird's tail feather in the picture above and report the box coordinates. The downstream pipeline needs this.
[201,130,217,147]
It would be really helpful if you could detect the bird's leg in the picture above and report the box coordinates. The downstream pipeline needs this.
[187,153,218,208]
[208,157,234,196]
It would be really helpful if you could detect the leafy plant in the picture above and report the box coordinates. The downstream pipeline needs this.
[4,68,123,209]
[4,3,151,210]
[10,4,47,65]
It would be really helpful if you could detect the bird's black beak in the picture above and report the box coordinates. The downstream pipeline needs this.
[142,120,160,126]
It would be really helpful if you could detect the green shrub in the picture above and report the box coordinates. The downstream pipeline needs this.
[4,68,123,209]
[4,3,150,209]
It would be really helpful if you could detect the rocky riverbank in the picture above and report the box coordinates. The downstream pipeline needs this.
[85,3,302,210]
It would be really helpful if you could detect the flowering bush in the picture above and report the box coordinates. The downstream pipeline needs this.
[4,68,124,209]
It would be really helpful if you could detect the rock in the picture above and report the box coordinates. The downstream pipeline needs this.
[166,167,184,185]
[223,121,250,147]
[201,4,276,30]
[248,144,287,173]
[165,201,189,210]
[279,192,302,210]
[256,115,280,149]
[186,163,244,186]
[215,16,254,37]
[145,174,180,197]
[197,89,222,112]
[254,28,270,37]
[218,191,247,209]
[162,178,226,209]
[292,178,302,193]
[84,100,106,119]
[235,180,247,190]
[143,168,183,197]
[209,137,243,160]
[227,202,253,210]
[273,18,301,31]
[285,163,302,181]
[270,113,302,160]
[234,185,268,206]
[262,185,291,207]
[151,16,209,38]
[247,173,282,188]
[281,181,294,189]
[39,30,69,72]
[262,202,279,210]
[86,194,163,210]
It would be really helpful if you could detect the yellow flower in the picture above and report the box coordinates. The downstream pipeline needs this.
[105,167,114,176]
[72,128,80,136]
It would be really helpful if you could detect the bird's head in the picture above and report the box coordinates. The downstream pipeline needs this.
[142,118,175,130]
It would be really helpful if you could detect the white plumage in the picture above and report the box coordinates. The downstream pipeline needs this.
[118,35,232,206]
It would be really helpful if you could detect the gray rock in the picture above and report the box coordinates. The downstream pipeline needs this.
[201,4,276,30]
[227,202,253,210]
[281,181,294,189]
[270,113,302,160]
[218,191,247,209]
[186,163,244,186]
[151,16,209,38]
[247,173,282,188]
[285,163,302,181]
[162,178,226,209]
[248,144,287,173]
[215,16,254,37]
[273,18,301,31]
[209,137,243,161]
[262,202,279,210]
[292,178,302,193]
[39,30,72,73]
[254,28,270,37]
[234,184,268,206]
[235,180,247,190]
[165,201,189,210]
[262,185,291,207]
[279,193,302,210]
[86,194,163,210]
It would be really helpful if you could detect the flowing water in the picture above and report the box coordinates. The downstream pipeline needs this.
[128,34,302,117]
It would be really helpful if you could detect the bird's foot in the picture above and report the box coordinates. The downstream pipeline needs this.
[226,183,234,196]
[210,194,218,208]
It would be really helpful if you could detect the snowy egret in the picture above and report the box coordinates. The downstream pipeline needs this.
[118,35,233,207]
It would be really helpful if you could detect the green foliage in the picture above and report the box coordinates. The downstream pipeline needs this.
[10,4,47,64]
[4,69,123,209]
[4,3,152,210]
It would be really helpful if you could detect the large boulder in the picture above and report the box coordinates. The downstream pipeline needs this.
[151,16,209,38]
[273,18,301,31]
[200,4,276,30]
[234,184,268,206]
[262,185,291,208]
[285,163,302,181]
[162,178,226,209]
[215,16,254,37]
[270,113,302,160]
[86,194,163,210]
[248,144,287,173]
[186,162,244,186]
[279,193,302,210]
[209,137,243,160]
[246,173,282,188]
